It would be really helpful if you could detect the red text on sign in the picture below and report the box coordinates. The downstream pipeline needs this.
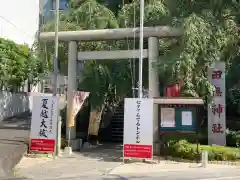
[214,86,222,97]
[212,123,224,134]
[212,70,222,79]
[212,104,224,118]
[124,144,152,159]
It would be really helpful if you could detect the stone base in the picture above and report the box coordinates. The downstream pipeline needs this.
[66,139,83,151]
[153,141,161,156]
[64,147,72,156]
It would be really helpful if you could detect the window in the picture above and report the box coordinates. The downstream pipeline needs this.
[51,0,68,10]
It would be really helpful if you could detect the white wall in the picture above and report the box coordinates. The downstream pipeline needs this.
[0,92,29,122]
[0,91,66,123]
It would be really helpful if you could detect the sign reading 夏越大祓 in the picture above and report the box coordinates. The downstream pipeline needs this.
[30,95,58,153]
[123,98,154,160]
[207,61,226,146]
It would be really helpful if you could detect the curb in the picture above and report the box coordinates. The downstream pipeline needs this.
[0,123,30,130]
[155,156,240,166]
[208,161,240,166]
[0,126,30,130]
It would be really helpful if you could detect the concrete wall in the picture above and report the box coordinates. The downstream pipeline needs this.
[0,91,67,123]
[0,73,68,122]
[0,92,29,122]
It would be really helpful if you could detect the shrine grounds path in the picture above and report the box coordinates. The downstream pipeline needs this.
[15,144,240,180]
[0,113,30,177]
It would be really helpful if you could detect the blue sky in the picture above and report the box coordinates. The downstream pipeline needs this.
[0,0,39,46]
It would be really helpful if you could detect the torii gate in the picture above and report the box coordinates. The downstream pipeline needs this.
[39,26,182,153]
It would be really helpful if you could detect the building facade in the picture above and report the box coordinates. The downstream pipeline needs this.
[39,0,68,24]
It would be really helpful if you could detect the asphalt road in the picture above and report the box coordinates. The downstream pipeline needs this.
[0,120,29,177]
[112,167,240,180]
[60,167,240,180]
[12,165,240,180]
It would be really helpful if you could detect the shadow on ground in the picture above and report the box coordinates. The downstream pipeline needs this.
[1,144,27,176]
[80,143,123,162]
[0,112,31,130]
[0,113,30,178]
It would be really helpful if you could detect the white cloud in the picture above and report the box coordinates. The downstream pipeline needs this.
[0,0,39,47]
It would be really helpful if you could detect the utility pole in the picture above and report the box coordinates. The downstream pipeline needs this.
[53,0,61,157]
[138,0,144,98]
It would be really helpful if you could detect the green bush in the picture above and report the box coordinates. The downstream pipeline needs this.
[226,130,240,147]
[162,129,240,148]
[168,140,240,161]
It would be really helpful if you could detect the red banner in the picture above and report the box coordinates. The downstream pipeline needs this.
[30,138,55,152]
[124,144,152,159]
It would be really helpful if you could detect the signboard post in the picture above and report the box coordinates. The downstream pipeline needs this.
[207,61,226,146]
[123,98,154,160]
[30,95,58,154]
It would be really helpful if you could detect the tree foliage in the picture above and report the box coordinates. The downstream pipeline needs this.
[41,0,240,112]
[120,0,240,104]
[42,0,132,108]
[0,38,43,91]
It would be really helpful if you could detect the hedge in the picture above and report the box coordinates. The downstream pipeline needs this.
[167,140,240,161]
[161,130,240,148]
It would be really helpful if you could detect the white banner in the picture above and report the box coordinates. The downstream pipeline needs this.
[123,98,153,159]
[68,91,90,128]
[30,95,58,140]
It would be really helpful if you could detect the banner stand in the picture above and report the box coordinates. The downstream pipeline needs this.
[123,98,154,163]
[29,95,58,159]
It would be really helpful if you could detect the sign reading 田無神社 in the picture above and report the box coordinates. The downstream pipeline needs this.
[208,61,226,146]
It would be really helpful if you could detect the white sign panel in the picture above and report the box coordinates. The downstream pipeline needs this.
[181,111,192,126]
[30,95,58,140]
[207,61,226,146]
[161,108,175,127]
[123,98,153,159]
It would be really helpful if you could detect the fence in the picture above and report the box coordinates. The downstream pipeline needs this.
[0,74,68,123]
[0,92,29,122]
[0,91,67,123]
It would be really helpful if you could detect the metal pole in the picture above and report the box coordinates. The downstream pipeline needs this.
[53,0,61,157]
[138,0,144,98]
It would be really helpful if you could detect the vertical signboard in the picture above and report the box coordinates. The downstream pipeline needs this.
[123,98,154,159]
[30,95,58,152]
[208,61,226,146]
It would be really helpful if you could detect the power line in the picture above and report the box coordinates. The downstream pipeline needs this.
[0,15,33,38]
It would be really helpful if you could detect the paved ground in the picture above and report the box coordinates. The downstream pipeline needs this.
[14,144,240,180]
[0,115,30,178]
[109,163,240,180]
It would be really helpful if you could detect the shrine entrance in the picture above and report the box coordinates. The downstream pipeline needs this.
[207,61,226,146]
[39,26,182,152]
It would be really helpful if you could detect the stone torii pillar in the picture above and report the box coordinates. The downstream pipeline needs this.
[66,41,77,140]
[148,37,160,155]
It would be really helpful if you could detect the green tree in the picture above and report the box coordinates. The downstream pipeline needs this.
[41,0,240,114]
[42,0,132,108]
[41,0,134,133]
[121,0,239,104]
[0,38,43,91]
